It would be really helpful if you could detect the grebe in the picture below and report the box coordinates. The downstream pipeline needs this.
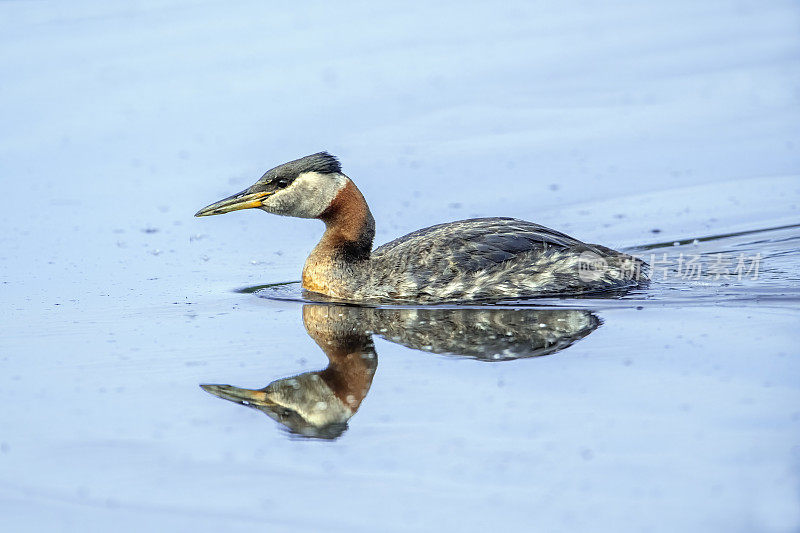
[201,304,600,438]
[195,152,646,302]
[202,305,378,439]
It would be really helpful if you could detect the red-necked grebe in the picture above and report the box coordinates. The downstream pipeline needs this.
[195,152,647,302]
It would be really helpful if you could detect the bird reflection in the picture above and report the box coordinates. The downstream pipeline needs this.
[202,305,600,439]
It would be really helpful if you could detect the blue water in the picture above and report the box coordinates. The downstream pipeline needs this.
[1,1,799,532]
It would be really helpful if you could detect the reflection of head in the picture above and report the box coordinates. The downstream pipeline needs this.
[202,304,378,439]
[202,304,600,438]
[201,371,355,439]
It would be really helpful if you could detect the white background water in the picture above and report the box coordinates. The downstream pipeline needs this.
[1,1,799,531]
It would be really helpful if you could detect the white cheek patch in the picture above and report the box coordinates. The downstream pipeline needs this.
[263,172,348,218]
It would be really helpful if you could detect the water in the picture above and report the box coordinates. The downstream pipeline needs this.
[1,1,799,532]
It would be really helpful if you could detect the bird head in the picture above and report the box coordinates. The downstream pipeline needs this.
[195,152,348,219]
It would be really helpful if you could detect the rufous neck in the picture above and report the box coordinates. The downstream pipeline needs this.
[316,179,375,261]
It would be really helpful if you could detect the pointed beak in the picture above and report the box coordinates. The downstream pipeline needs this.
[200,384,273,406]
[194,188,274,217]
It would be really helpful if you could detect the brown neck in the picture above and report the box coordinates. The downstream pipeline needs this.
[302,305,377,412]
[316,179,375,261]
[316,341,376,412]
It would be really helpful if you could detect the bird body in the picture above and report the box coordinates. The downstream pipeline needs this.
[196,152,647,303]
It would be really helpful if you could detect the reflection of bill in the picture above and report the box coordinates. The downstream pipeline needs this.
[201,304,601,439]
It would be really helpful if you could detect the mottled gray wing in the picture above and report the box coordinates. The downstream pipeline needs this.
[373,217,588,273]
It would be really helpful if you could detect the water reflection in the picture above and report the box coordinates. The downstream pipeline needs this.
[202,305,600,439]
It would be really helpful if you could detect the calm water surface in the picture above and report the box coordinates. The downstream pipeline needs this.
[2,1,799,532]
